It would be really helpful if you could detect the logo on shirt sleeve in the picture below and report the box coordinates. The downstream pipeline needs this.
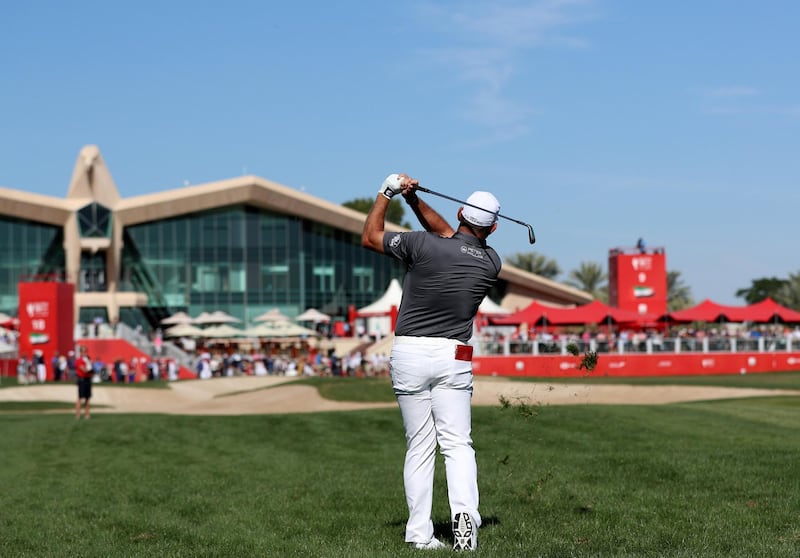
[389,234,402,248]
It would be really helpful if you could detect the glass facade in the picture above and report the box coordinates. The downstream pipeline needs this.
[0,216,65,314]
[120,204,405,324]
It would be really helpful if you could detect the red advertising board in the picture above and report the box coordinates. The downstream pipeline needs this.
[473,352,800,377]
[18,282,75,381]
[608,249,667,317]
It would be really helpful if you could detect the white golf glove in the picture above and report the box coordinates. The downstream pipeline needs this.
[379,173,403,199]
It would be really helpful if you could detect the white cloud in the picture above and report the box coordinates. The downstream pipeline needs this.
[414,0,595,143]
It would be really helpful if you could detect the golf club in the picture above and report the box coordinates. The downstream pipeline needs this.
[415,185,536,244]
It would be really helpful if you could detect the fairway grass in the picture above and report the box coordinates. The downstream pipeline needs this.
[1,396,798,557]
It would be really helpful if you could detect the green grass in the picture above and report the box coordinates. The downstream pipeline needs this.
[0,401,75,411]
[292,376,397,402]
[0,377,171,390]
[0,394,798,556]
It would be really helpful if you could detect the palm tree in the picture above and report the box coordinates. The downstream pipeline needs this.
[565,262,607,300]
[667,270,694,311]
[776,272,800,310]
[505,252,561,280]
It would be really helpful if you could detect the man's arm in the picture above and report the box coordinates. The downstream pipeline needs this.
[362,195,390,253]
[403,190,455,237]
[362,173,456,253]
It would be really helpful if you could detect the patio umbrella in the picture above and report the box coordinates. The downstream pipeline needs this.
[164,323,206,338]
[295,308,331,323]
[201,324,246,338]
[193,312,217,325]
[207,310,241,323]
[245,322,320,339]
[194,311,241,325]
[160,311,195,325]
[252,308,293,323]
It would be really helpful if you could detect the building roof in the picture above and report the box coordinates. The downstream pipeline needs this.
[0,146,594,309]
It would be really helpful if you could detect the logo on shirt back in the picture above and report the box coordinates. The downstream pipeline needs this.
[460,245,484,259]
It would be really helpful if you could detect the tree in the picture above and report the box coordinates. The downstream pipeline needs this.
[505,252,561,279]
[667,270,694,311]
[342,197,411,228]
[735,277,790,304]
[565,262,607,301]
[777,272,800,310]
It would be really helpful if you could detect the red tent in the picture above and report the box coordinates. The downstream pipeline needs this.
[727,298,800,323]
[548,300,659,326]
[489,301,549,326]
[490,300,655,327]
[663,299,741,323]
[664,298,800,324]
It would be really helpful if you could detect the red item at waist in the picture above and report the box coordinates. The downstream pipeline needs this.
[455,345,473,361]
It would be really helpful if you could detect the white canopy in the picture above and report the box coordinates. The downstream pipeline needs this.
[478,297,511,315]
[295,308,331,323]
[357,278,403,316]
[357,278,508,316]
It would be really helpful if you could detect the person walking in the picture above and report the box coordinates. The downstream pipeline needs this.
[75,345,94,420]
[362,173,502,551]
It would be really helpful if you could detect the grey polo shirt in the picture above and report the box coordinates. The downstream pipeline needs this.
[382,231,502,343]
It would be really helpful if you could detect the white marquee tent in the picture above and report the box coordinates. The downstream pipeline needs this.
[355,278,510,336]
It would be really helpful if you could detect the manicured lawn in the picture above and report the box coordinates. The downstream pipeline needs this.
[0,392,797,556]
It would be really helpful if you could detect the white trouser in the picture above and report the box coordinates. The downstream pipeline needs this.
[390,336,481,544]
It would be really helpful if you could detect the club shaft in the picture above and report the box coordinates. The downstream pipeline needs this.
[415,185,536,243]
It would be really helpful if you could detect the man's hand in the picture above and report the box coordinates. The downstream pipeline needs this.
[380,173,419,199]
[379,174,403,199]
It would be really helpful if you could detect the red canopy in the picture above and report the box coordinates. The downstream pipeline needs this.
[663,298,800,324]
[727,298,800,323]
[491,300,655,327]
[662,299,741,323]
[489,301,549,326]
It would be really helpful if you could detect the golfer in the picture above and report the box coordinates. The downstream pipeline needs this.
[362,173,501,551]
[75,345,94,420]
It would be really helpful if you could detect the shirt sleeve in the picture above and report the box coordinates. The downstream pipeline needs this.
[382,231,410,262]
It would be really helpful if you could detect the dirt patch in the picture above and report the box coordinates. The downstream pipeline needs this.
[1,376,798,416]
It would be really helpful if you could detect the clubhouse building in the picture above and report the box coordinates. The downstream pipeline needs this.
[0,146,592,329]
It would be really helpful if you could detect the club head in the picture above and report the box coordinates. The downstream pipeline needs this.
[527,225,536,244]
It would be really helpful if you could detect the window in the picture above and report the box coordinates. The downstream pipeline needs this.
[77,203,112,238]
[313,265,335,293]
[353,266,374,292]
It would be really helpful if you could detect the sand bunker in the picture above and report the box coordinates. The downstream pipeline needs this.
[1,375,797,415]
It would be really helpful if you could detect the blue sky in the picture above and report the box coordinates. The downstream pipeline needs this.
[1,1,798,305]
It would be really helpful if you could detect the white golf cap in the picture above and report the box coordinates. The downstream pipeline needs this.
[461,191,500,227]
